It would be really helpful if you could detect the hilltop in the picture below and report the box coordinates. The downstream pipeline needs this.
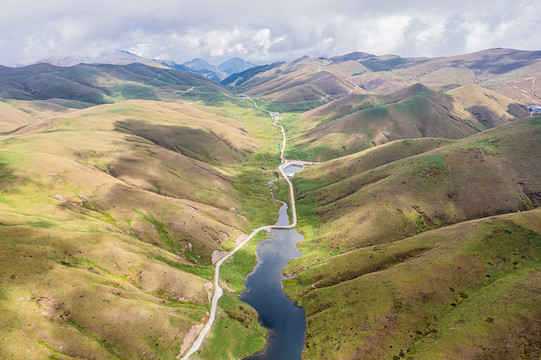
[283,83,488,160]
[38,50,258,84]
[223,48,541,109]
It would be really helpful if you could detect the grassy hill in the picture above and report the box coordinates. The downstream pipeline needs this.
[0,62,228,108]
[1,47,540,359]
[0,100,35,132]
[283,83,487,161]
[227,57,358,106]
[447,83,529,127]
[229,49,541,106]
[344,48,541,97]
[287,210,541,360]
[281,116,541,359]
[0,97,283,359]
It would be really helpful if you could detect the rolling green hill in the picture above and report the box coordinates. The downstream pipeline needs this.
[0,62,228,107]
[0,96,282,359]
[284,83,488,161]
[282,117,541,359]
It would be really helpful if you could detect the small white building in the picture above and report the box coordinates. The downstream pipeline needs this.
[528,105,541,115]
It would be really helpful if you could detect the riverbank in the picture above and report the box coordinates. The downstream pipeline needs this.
[180,95,310,359]
[241,202,306,360]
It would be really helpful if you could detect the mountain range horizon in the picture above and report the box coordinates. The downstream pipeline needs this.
[12,46,541,95]
[30,46,538,69]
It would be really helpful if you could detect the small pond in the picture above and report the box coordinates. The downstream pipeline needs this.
[283,165,303,176]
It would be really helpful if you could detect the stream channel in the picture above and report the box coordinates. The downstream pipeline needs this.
[240,181,306,359]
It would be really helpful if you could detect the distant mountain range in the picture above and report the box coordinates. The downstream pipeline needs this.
[39,49,152,67]
[222,48,541,105]
[0,62,228,106]
[40,50,257,83]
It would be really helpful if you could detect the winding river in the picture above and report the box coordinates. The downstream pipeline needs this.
[180,95,306,360]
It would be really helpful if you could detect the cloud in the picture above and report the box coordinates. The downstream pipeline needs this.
[1,0,540,66]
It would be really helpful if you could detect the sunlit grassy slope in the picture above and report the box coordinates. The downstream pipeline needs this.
[0,97,283,359]
[232,57,358,104]
[283,83,490,161]
[283,117,541,359]
[227,49,541,106]
[0,62,232,134]
[447,83,529,127]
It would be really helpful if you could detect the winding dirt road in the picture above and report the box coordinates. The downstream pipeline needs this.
[179,95,301,359]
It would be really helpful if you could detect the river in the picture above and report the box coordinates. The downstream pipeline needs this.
[240,201,306,360]
[179,96,306,360]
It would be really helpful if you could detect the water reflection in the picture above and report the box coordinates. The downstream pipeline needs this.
[241,203,306,360]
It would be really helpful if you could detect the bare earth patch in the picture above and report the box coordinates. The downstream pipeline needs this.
[177,324,204,359]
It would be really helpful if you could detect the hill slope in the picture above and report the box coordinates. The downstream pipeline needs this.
[341,48,541,101]
[0,98,283,359]
[228,57,359,104]
[285,83,487,161]
[0,62,228,106]
[282,116,541,359]
[448,83,529,127]
[227,49,541,106]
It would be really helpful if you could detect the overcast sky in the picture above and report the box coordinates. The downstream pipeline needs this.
[1,0,540,66]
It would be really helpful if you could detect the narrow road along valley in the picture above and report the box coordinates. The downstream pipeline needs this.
[180,95,307,359]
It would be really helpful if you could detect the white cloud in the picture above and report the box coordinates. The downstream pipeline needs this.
[412,20,446,57]
[1,0,540,66]
[357,15,411,55]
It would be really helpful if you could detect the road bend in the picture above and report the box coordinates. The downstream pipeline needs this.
[180,95,300,359]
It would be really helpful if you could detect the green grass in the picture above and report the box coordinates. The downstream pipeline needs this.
[197,232,268,358]
[196,294,267,360]
[111,83,158,101]
[281,83,486,162]
[231,159,282,231]
[278,117,541,358]
[364,105,389,117]
[65,317,122,359]
[288,216,541,359]
[155,255,213,279]
[413,153,447,174]
[220,232,266,294]
[0,97,287,359]
[37,339,74,359]
[139,213,179,254]
[27,220,57,228]
[258,99,327,112]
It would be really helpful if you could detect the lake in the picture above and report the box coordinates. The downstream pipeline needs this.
[240,202,306,360]
[283,164,303,176]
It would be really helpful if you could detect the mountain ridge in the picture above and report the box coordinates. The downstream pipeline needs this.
[37,50,258,83]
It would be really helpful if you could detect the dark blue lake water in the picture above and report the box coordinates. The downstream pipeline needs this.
[240,203,306,360]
